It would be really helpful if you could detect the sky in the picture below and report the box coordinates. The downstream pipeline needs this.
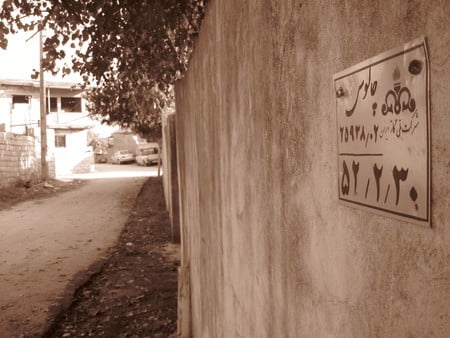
[0,26,121,136]
[0,30,82,83]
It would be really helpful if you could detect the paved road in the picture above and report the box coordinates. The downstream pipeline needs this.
[0,164,160,337]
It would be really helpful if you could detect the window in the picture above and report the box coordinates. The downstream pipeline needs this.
[141,147,158,155]
[12,95,30,104]
[61,97,82,112]
[55,134,66,147]
[46,97,58,113]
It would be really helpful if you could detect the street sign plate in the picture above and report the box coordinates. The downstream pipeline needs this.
[333,38,430,226]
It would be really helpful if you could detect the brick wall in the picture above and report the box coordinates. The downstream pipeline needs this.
[0,132,41,187]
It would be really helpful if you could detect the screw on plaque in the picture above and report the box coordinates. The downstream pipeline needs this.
[408,59,422,75]
[336,87,345,98]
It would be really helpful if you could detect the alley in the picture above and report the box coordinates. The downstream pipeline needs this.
[0,164,159,337]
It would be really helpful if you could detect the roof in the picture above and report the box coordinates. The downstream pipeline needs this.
[48,123,94,130]
[0,79,83,90]
[138,142,159,148]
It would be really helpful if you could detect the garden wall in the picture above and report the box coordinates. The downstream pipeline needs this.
[0,132,41,187]
[175,1,450,336]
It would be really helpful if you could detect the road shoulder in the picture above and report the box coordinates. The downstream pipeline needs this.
[43,177,180,337]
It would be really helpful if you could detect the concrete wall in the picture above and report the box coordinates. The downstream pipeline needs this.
[162,113,180,243]
[175,0,450,337]
[0,132,41,187]
[52,128,94,176]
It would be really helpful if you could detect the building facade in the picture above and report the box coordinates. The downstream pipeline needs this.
[0,79,87,134]
[0,79,94,177]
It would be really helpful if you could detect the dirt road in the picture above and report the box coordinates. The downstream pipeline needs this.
[0,164,158,337]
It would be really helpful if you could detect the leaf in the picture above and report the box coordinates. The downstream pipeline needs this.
[0,0,206,138]
[30,69,39,79]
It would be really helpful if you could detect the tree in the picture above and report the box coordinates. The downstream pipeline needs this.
[0,0,206,139]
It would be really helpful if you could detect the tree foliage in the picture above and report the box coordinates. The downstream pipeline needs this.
[0,0,206,139]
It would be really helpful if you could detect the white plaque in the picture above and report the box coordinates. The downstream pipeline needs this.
[333,38,430,226]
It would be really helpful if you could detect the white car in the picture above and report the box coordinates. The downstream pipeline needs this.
[111,150,135,164]
[135,143,160,166]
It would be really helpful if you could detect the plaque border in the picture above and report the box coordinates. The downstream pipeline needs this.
[333,37,431,227]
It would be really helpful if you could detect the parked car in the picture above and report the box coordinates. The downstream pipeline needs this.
[94,145,108,163]
[94,153,108,163]
[111,150,135,164]
[135,143,160,166]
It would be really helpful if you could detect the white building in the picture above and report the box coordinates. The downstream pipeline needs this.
[0,79,95,176]
[0,79,89,133]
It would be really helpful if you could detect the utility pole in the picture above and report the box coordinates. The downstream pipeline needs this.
[39,29,48,181]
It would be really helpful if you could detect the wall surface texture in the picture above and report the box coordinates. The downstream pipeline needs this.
[0,132,41,187]
[175,1,450,337]
[162,113,181,243]
[53,128,94,176]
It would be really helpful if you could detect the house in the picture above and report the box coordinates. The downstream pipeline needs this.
[0,79,86,132]
[0,79,94,176]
